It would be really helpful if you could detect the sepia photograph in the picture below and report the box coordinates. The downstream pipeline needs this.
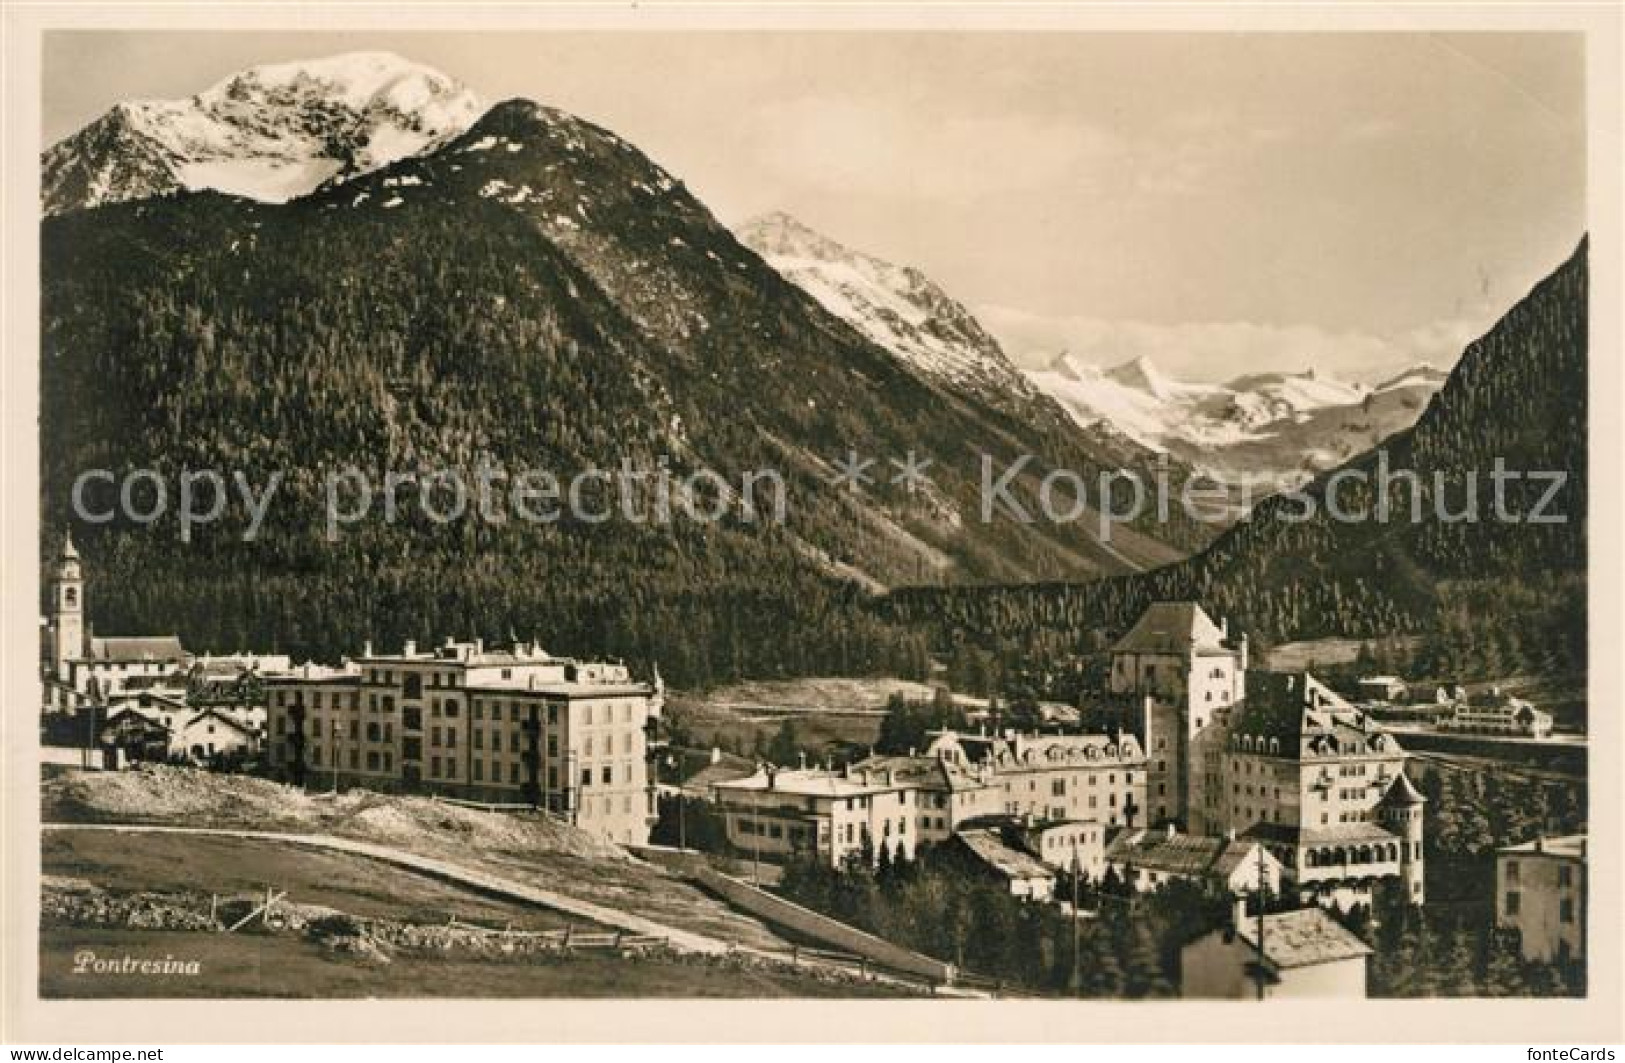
[2,4,1620,1050]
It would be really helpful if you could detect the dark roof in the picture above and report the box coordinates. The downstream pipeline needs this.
[955,829,1055,882]
[1107,829,1268,877]
[1111,602,1229,655]
[1380,772,1426,807]
[1238,908,1372,969]
[87,635,187,662]
[1229,672,1405,762]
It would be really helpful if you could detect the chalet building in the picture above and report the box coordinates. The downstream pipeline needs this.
[1497,834,1586,964]
[263,639,664,845]
[1180,902,1372,999]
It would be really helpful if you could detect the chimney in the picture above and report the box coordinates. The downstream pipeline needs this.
[1231,895,1248,932]
[404,639,416,656]
[363,639,374,658]
[1164,823,1177,840]
[765,765,777,790]
[1534,836,1545,853]
[710,746,721,765]
[798,751,807,769]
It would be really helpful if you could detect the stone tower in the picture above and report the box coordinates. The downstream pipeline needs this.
[1380,770,1427,906]
[48,530,84,678]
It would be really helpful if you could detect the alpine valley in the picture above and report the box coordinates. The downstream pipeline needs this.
[40,52,1586,691]
[42,53,1213,686]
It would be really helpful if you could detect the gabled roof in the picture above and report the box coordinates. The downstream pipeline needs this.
[87,635,187,663]
[1107,828,1273,878]
[955,829,1055,882]
[852,753,989,793]
[1237,908,1372,970]
[1111,602,1230,655]
[181,707,259,736]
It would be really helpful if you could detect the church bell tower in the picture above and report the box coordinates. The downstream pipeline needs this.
[49,531,84,679]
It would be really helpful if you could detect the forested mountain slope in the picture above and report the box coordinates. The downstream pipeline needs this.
[42,99,1210,683]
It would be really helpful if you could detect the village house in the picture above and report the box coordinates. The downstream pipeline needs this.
[1180,902,1372,999]
[1497,834,1586,964]
[709,762,927,866]
[949,828,1057,901]
[1105,824,1283,897]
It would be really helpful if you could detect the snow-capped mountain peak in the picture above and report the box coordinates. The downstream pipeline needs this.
[43,51,483,215]
[736,211,1040,404]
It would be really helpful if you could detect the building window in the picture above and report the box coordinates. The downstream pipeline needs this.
[1560,898,1575,924]
[1559,866,1573,887]
[1505,891,1521,915]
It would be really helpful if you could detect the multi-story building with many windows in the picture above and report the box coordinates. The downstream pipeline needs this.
[1497,833,1586,964]
[264,638,664,845]
[1216,671,1425,908]
[709,728,1145,868]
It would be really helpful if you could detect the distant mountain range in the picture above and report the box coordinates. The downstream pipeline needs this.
[885,238,1587,657]
[1027,352,1448,488]
[735,211,1446,491]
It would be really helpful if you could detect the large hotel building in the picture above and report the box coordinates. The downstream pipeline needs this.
[264,638,664,844]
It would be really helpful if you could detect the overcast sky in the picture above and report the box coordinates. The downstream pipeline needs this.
[44,31,1586,382]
